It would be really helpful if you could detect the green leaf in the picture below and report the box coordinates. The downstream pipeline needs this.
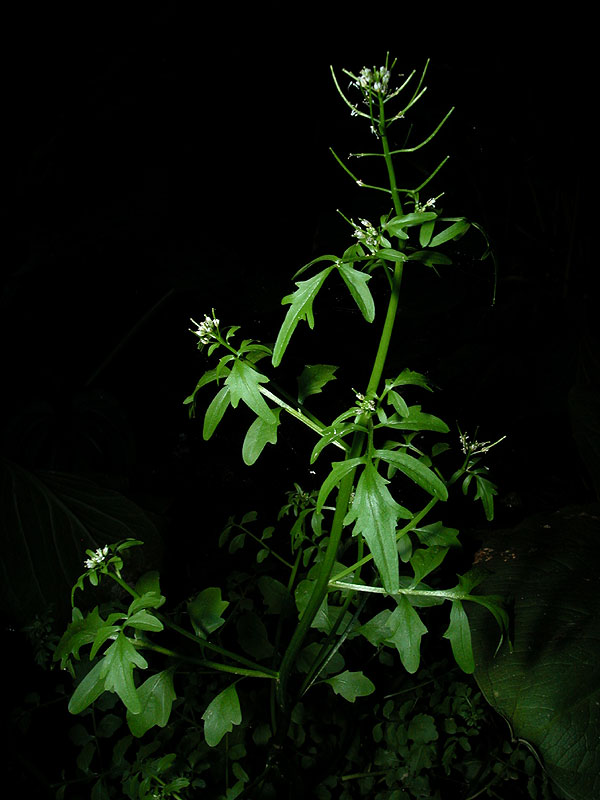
[55,607,114,665]
[257,576,293,615]
[384,212,437,233]
[337,263,375,322]
[294,580,333,633]
[310,423,363,464]
[387,390,410,417]
[409,546,449,585]
[130,571,166,613]
[126,669,176,738]
[473,474,498,521]
[419,220,435,247]
[387,368,433,392]
[68,659,107,714]
[100,632,148,714]
[381,405,449,433]
[469,506,600,799]
[225,360,275,423]
[242,408,281,465]
[429,219,470,247]
[236,612,274,660]
[202,684,242,747]
[316,458,365,513]
[125,610,164,633]
[408,250,453,267]
[414,521,460,548]
[355,609,393,647]
[407,713,438,743]
[297,364,338,404]
[375,449,448,500]
[375,248,408,263]
[385,595,428,673]
[344,460,412,594]
[203,385,231,440]
[187,587,229,638]
[443,600,474,673]
[272,267,333,367]
[323,670,375,702]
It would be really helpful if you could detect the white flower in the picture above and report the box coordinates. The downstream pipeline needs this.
[355,392,376,413]
[190,313,220,345]
[354,66,390,97]
[460,431,506,456]
[84,545,109,570]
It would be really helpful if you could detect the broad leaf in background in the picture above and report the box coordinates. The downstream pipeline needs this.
[468,504,600,800]
[0,458,162,625]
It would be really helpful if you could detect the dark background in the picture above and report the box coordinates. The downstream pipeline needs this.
[1,5,597,793]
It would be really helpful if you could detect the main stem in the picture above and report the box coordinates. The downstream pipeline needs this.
[274,98,404,733]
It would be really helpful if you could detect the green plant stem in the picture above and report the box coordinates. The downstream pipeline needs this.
[141,642,276,679]
[274,94,407,735]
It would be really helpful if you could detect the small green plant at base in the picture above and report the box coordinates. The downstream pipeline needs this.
[50,55,545,798]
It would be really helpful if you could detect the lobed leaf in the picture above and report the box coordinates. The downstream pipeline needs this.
[242,408,281,465]
[336,263,375,322]
[188,587,229,638]
[100,632,149,714]
[272,267,333,367]
[127,669,176,738]
[225,360,275,423]
[297,364,338,404]
[323,670,375,702]
[202,684,242,747]
[344,460,412,594]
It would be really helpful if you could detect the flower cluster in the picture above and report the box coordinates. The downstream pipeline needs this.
[84,545,109,570]
[415,197,437,213]
[352,218,388,253]
[190,313,220,345]
[355,392,376,413]
[459,431,506,457]
[354,65,391,97]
